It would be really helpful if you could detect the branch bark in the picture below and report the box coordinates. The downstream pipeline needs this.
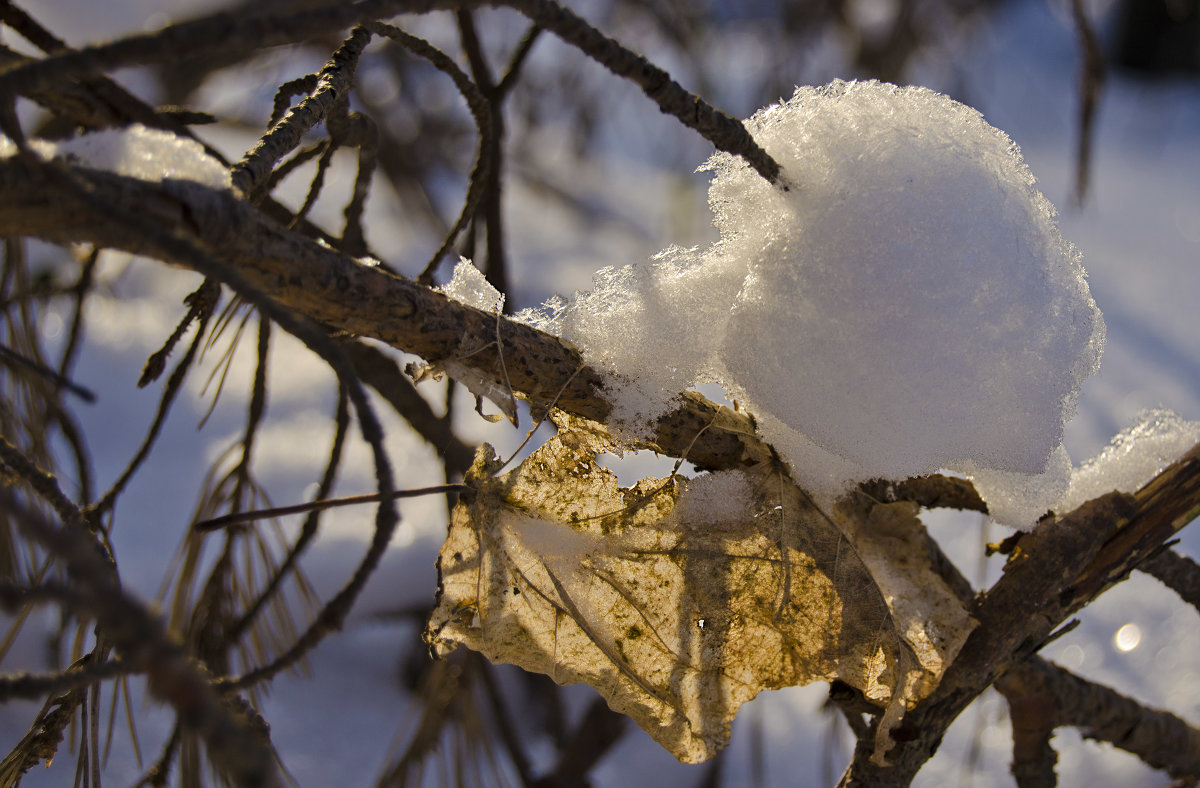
[0,440,277,786]
[998,658,1200,783]
[0,158,767,472]
[1138,547,1200,616]
[839,442,1200,785]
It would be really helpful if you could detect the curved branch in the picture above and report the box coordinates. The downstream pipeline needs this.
[1138,547,1200,616]
[231,26,372,197]
[998,657,1200,783]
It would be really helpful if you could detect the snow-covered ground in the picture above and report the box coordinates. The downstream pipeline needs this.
[4,0,1200,785]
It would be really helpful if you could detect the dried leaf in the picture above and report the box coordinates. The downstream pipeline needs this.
[835,498,978,695]
[427,421,949,763]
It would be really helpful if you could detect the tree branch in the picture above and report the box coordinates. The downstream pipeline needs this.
[0,440,277,786]
[1138,547,1200,616]
[0,659,128,702]
[839,442,1200,785]
[0,1,448,100]
[491,0,784,186]
[231,26,372,197]
[0,158,767,472]
[999,666,1057,788]
[0,0,781,190]
[4,98,1200,788]
[999,658,1200,783]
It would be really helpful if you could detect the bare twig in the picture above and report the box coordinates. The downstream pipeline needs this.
[1069,0,1105,206]
[194,484,467,531]
[365,21,494,287]
[0,659,128,702]
[89,280,220,519]
[0,342,95,402]
[492,0,784,186]
[531,695,626,787]
[0,440,277,786]
[343,339,476,475]
[455,9,510,300]
[231,26,372,197]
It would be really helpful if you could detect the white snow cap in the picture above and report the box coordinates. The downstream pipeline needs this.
[970,409,1200,527]
[1061,409,1200,514]
[530,80,1107,512]
[1,124,230,189]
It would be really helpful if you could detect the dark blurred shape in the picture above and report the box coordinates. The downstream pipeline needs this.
[1111,0,1200,75]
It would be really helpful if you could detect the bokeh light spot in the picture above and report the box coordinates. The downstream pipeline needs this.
[1114,623,1142,652]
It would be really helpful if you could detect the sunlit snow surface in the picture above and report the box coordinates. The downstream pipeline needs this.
[0,123,231,189]
[528,80,1107,520]
[439,256,506,313]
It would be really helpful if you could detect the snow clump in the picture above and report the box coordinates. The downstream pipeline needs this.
[439,257,505,313]
[524,80,1107,516]
[1,124,230,189]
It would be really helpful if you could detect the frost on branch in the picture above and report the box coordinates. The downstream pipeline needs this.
[438,256,505,314]
[421,258,518,424]
[527,81,1105,513]
[426,416,976,764]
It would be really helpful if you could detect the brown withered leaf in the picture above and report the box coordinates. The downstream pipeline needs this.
[834,497,978,700]
[426,422,932,763]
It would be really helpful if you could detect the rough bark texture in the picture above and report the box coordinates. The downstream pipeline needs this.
[1139,547,1200,615]
[999,658,1200,783]
[0,158,769,472]
[839,442,1200,786]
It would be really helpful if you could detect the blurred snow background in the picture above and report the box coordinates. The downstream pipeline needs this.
[3,0,1199,786]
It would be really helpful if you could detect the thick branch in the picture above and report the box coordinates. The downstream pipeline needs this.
[840,442,1200,785]
[0,159,766,471]
[999,665,1057,788]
